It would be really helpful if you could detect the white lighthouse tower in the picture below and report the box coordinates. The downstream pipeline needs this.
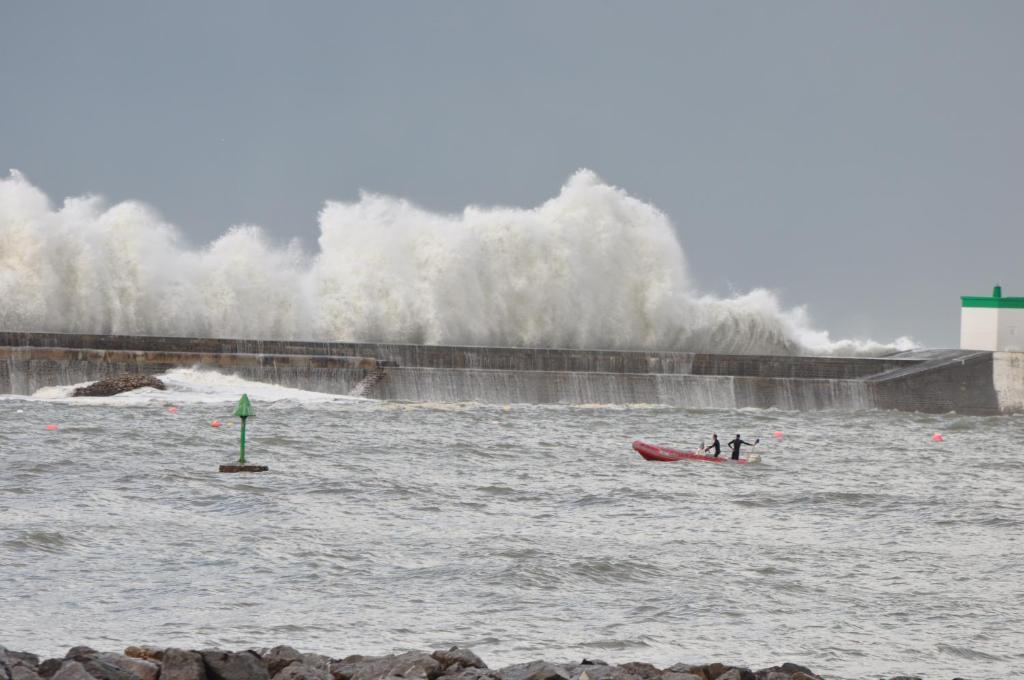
[961,285,1024,352]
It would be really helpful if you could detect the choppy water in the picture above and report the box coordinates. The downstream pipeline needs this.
[1,370,1023,680]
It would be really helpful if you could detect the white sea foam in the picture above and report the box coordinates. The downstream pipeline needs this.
[0,169,913,355]
[26,368,360,405]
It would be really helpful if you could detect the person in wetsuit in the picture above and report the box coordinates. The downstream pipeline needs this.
[703,433,722,457]
[728,434,752,461]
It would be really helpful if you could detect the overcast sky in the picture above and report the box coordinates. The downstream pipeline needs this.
[2,1,1021,347]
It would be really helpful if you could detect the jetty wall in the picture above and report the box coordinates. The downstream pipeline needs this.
[1,331,1019,414]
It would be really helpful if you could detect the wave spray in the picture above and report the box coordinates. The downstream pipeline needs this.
[0,169,912,355]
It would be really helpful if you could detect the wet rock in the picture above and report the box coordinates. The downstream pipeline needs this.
[97,654,160,680]
[63,651,98,663]
[752,664,820,680]
[494,661,570,680]
[431,650,486,675]
[330,653,442,680]
[662,674,703,680]
[201,651,269,680]
[72,375,166,397]
[161,650,206,680]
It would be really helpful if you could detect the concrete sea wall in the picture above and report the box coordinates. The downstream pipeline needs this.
[1,331,1020,414]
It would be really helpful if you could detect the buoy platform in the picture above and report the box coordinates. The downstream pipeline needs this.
[219,464,269,473]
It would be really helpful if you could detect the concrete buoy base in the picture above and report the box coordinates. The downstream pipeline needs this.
[219,464,269,473]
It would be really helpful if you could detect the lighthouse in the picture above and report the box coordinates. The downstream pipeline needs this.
[961,285,1024,352]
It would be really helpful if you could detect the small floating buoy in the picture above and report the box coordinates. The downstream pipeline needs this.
[167,406,178,414]
[46,423,59,431]
[773,431,783,439]
[932,433,944,442]
[211,419,222,428]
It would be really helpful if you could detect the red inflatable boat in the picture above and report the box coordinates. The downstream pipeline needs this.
[632,440,753,464]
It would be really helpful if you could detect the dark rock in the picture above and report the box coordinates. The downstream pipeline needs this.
[614,665,660,680]
[442,670,497,680]
[63,651,98,663]
[661,674,702,680]
[37,660,64,679]
[752,664,821,680]
[884,677,922,680]
[494,661,570,680]
[566,666,643,680]
[1,650,41,671]
[576,663,605,669]
[11,667,44,680]
[275,665,330,680]
[51,663,95,680]
[96,654,160,680]
[264,647,304,678]
[72,375,166,397]
[430,650,486,674]
[161,650,206,680]
[330,653,442,680]
[201,651,269,680]
[777,664,816,680]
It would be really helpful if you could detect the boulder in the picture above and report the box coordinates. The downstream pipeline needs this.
[72,375,166,398]
[330,653,442,680]
[565,666,643,680]
[161,650,206,680]
[614,665,660,680]
[123,650,164,664]
[430,650,486,674]
[200,651,269,680]
[97,654,160,680]
[275,665,330,680]
[662,674,703,680]
[752,664,820,680]
[494,661,569,680]
[36,660,64,679]
[264,648,304,678]
[51,663,95,680]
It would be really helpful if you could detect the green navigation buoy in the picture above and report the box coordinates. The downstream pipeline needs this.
[219,393,267,473]
[232,393,254,464]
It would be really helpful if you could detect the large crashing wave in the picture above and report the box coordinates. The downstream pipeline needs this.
[0,169,913,356]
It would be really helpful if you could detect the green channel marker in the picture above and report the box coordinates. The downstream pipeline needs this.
[232,393,254,464]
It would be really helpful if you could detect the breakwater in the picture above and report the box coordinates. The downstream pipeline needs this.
[0,642,957,680]
[1,332,1021,414]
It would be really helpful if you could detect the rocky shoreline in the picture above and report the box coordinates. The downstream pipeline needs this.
[0,645,960,680]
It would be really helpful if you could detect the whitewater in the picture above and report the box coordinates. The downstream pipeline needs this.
[0,169,911,355]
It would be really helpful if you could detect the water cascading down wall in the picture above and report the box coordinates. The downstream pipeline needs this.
[0,332,1011,414]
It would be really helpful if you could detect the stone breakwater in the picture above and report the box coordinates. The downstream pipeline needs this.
[0,645,965,680]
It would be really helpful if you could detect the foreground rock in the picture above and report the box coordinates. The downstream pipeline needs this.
[0,645,966,680]
[71,375,166,397]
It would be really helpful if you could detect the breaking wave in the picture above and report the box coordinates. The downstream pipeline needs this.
[0,169,913,355]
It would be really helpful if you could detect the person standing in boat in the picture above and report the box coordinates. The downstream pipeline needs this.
[703,433,722,457]
[728,434,753,460]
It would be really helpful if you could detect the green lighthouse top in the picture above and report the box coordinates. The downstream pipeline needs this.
[962,284,1024,309]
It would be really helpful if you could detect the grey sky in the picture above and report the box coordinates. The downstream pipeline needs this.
[2,1,1021,347]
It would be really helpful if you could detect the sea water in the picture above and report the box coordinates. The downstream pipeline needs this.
[1,369,1022,679]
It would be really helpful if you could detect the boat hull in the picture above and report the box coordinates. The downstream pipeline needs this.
[632,440,751,464]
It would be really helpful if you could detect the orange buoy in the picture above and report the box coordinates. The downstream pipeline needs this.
[932,433,944,442]
[211,419,222,428]
[46,423,59,431]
